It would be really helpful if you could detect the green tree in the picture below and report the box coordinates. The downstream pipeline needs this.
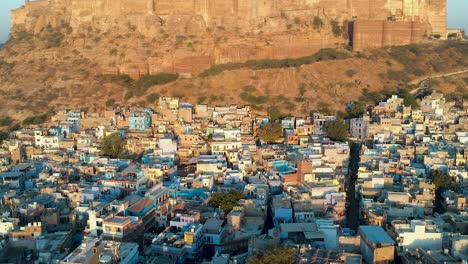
[397,88,417,108]
[348,101,366,118]
[257,123,283,143]
[430,169,452,214]
[101,133,126,158]
[430,170,452,191]
[247,246,296,264]
[209,190,244,213]
[326,119,348,142]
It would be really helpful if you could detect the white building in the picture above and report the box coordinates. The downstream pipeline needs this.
[34,130,61,149]
[316,219,339,250]
[393,220,442,251]
[0,217,19,236]
[350,118,369,140]
[61,238,138,264]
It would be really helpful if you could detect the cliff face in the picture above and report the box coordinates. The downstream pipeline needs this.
[10,0,446,76]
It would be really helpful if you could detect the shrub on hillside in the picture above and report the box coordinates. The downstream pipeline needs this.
[97,73,178,98]
[313,16,324,30]
[0,117,13,127]
[267,106,284,121]
[146,93,159,103]
[387,70,410,83]
[0,60,15,72]
[22,113,49,126]
[345,69,357,77]
[240,93,267,104]
[198,48,350,77]
[105,99,116,108]
[330,20,342,37]
[132,73,179,95]
[242,85,257,93]
[197,96,207,104]
[317,102,332,115]
[389,44,427,76]
[41,27,64,48]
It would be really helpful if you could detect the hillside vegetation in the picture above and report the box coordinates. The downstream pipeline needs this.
[0,35,467,131]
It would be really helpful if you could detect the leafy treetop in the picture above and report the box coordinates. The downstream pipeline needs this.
[257,123,283,143]
[326,119,348,142]
[101,133,126,159]
[209,190,244,213]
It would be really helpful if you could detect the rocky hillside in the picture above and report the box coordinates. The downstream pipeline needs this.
[0,0,457,132]
[0,30,467,131]
[10,0,447,78]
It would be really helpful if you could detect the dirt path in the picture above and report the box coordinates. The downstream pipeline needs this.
[410,68,468,85]
[409,68,468,94]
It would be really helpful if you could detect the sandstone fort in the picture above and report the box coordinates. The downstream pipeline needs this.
[11,0,448,76]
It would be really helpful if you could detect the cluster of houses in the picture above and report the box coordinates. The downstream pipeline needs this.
[0,92,466,263]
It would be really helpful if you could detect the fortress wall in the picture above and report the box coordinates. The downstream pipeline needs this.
[353,20,385,51]
[254,0,276,18]
[386,0,405,16]
[11,0,50,32]
[103,0,121,17]
[348,0,389,20]
[207,0,237,27]
[425,0,447,36]
[69,0,102,26]
[353,20,424,51]
[11,7,28,28]
[11,0,446,35]
[194,0,209,22]
[411,21,423,42]
[382,20,413,46]
[9,0,446,76]
[402,0,420,17]
[120,0,149,15]
[67,0,151,17]
[25,0,50,9]
[275,0,309,11]
[156,0,195,15]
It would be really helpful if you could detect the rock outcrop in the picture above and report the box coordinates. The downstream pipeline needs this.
[10,0,447,76]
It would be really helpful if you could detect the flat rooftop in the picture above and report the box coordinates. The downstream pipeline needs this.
[359,226,395,245]
[104,216,131,225]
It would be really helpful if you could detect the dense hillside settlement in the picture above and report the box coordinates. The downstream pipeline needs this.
[0,89,467,263]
